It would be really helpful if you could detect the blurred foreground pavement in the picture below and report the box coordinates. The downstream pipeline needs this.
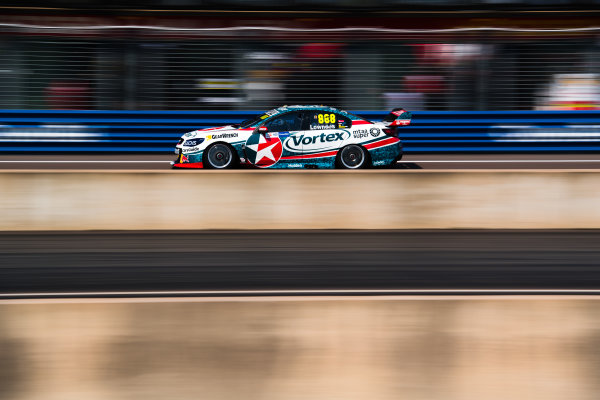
[1,297,600,400]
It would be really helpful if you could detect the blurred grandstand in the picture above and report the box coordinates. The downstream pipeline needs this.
[0,0,598,111]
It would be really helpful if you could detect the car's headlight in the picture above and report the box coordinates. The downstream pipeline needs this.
[183,138,205,147]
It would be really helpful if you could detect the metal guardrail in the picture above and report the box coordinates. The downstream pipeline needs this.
[1,110,599,153]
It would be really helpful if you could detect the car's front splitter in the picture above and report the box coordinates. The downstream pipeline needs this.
[172,162,204,169]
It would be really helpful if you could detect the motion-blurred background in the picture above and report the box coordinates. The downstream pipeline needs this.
[0,0,599,112]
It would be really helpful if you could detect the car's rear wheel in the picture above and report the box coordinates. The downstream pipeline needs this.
[337,144,368,169]
[204,143,235,169]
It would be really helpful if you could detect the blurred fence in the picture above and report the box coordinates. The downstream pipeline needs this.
[0,24,599,112]
[1,109,599,153]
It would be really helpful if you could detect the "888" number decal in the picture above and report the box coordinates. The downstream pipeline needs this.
[317,113,336,124]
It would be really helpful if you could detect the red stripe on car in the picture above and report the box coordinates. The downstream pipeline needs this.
[364,137,399,149]
[281,150,338,160]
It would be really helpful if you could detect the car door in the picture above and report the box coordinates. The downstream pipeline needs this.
[245,111,305,168]
[301,110,352,157]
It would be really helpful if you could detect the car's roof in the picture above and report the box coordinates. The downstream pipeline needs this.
[277,105,338,111]
[267,105,361,119]
[239,105,367,129]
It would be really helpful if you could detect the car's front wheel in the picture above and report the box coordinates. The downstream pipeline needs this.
[204,143,236,169]
[337,144,368,169]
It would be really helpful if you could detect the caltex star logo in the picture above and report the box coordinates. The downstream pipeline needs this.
[245,134,283,168]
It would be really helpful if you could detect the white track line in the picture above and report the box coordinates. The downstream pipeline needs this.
[2,289,600,298]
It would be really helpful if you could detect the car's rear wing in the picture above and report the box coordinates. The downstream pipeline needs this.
[382,108,412,127]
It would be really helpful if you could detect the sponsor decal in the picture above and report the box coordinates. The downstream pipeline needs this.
[310,124,336,130]
[352,129,368,139]
[370,128,381,137]
[261,110,278,119]
[180,154,189,163]
[182,146,202,154]
[208,133,238,140]
[245,134,283,168]
[267,132,279,138]
[183,138,204,147]
[389,119,411,126]
[284,131,350,152]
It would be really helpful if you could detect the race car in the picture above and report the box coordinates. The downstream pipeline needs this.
[172,105,411,169]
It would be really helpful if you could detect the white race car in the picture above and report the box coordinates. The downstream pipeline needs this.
[173,105,411,169]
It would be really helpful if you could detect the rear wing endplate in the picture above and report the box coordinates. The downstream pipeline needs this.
[382,108,412,127]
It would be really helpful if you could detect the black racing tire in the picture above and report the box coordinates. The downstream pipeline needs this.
[336,144,369,169]
[203,143,236,169]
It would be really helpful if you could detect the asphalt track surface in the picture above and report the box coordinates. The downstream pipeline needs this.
[2,230,600,296]
[3,154,600,170]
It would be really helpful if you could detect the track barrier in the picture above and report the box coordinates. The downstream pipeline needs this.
[1,110,599,153]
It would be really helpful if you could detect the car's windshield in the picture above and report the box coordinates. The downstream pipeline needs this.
[239,109,279,128]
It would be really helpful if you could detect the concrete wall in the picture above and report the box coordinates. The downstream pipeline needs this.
[1,170,600,230]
